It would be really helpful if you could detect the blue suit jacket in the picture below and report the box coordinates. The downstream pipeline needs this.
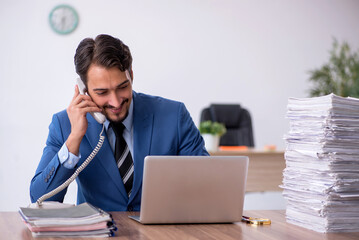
[30,91,208,211]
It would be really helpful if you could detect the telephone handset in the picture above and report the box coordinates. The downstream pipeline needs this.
[76,78,106,124]
[27,78,106,209]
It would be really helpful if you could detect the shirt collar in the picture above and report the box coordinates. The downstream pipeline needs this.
[104,99,134,132]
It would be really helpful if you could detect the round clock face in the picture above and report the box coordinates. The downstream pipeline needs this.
[49,5,79,35]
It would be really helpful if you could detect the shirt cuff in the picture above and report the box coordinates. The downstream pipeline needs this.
[58,144,81,169]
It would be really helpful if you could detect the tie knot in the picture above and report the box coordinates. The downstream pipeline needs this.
[111,122,125,136]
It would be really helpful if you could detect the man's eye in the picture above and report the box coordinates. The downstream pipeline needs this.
[96,91,107,95]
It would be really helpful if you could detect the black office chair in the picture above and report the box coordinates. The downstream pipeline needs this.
[200,104,254,147]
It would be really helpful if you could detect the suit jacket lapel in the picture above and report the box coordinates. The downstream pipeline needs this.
[85,114,128,200]
[130,92,153,202]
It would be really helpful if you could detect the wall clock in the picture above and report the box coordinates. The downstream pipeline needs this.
[49,5,79,35]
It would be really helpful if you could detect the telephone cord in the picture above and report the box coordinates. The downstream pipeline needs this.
[36,124,106,206]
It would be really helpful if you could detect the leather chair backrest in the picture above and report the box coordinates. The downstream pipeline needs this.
[200,104,254,147]
[209,104,242,128]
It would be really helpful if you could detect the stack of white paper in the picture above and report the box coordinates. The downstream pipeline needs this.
[282,93,359,232]
[19,203,116,238]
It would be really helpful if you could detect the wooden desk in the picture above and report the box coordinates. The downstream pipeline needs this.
[2,210,359,240]
[209,150,285,192]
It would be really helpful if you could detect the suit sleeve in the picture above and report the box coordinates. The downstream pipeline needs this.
[177,103,209,156]
[29,114,76,203]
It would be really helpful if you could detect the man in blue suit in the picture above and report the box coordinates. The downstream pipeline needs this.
[30,34,208,211]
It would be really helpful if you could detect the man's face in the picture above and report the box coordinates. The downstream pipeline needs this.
[87,64,133,122]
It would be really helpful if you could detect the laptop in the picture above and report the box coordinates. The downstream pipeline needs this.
[129,155,248,224]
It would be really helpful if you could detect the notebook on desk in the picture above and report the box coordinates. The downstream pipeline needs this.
[129,155,248,224]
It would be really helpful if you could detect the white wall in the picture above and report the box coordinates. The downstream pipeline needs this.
[1,0,359,211]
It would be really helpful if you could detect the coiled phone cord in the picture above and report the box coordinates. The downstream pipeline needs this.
[36,125,106,206]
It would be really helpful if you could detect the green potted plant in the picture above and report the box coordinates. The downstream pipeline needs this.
[199,121,226,152]
[308,39,359,97]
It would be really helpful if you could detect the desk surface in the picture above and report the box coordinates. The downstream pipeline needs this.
[3,210,359,240]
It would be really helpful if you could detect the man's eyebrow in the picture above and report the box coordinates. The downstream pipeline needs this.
[93,79,130,91]
[117,79,130,87]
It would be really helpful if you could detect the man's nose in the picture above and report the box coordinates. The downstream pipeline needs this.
[108,92,121,108]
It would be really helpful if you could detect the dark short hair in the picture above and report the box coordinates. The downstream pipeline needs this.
[74,34,132,86]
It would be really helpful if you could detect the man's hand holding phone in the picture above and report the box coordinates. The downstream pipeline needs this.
[66,85,102,155]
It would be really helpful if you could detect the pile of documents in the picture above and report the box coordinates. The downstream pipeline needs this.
[19,202,116,238]
[282,93,359,232]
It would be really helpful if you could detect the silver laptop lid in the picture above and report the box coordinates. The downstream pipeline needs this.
[137,156,248,224]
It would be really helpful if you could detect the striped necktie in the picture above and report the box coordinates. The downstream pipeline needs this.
[111,122,134,197]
